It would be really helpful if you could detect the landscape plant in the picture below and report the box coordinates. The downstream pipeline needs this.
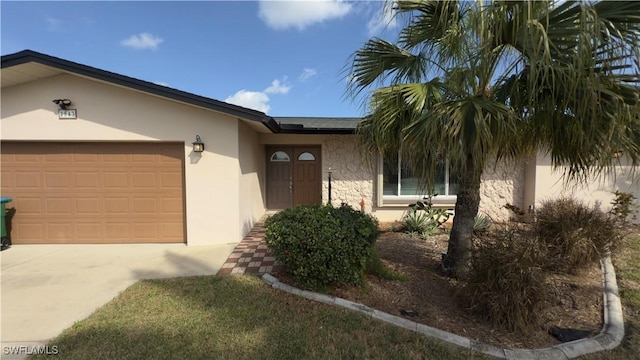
[402,196,450,237]
[610,191,638,224]
[473,214,491,234]
[265,203,379,290]
[535,197,623,273]
[466,228,548,332]
[347,0,640,278]
[467,198,626,332]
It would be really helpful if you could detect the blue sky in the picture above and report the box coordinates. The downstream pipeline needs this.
[1,1,400,117]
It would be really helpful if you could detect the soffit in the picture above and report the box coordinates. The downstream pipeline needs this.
[1,62,63,88]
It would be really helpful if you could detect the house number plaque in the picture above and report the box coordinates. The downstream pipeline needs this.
[58,109,77,119]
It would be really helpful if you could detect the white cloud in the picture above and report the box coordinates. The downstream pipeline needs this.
[366,2,397,36]
[225,90,271,113]
[225,77,292,113]
[264,78,291,94]
[298,68,318,82]
[120,33,164,50]
[258,0,352,30]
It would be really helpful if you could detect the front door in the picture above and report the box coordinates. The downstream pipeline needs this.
[266,146,321,209]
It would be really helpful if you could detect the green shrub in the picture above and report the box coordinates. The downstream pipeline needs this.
[536,197,622,273]
[265,204,379,290]
[466,228,548,333]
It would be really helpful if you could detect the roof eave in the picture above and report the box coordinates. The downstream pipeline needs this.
[1,50,359,135]
[1,50,270,124]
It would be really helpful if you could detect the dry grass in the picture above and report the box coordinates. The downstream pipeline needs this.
[536,198,622,273]
[465,229,549,333]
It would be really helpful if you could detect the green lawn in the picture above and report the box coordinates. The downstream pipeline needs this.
[31,234,640,360]
[31,275,488,360]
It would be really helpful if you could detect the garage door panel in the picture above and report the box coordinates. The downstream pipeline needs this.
[46,198,73,214]
[131,154,157,163]
[47,223,75,240]
[160,172,183,188]
[14,154,41,163]
[104,197,130,214]
[76,223,102,240]
[132,172,157,188]
[43,153,72,163]
[75,198,100,214]
[74,172,100,189]
[45,172,72,189]
[162,223,184,239]
[13,198,44,215]
[103,172,129,189]
[73,153,99,163]
[102,153,129,163]
[1,142,185,244]
[135,223,159,240]
[16,223,44,242]
[14,171,42,189]
[161,198,183,214]
[105,223,131,240]
[132,198,158,213]
[159,155,182,164]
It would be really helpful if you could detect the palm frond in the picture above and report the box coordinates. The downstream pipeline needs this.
[346,38,426,97]
[348,0,640,187]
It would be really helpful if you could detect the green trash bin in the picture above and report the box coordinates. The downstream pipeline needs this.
[1,197,12,238]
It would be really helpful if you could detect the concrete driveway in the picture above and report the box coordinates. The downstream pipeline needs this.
[0,242,236,359]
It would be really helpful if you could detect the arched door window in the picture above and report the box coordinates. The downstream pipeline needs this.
[270,151,290,162]
[297,152,315,161]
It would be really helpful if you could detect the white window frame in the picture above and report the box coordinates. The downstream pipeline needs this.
[377,153,457,207]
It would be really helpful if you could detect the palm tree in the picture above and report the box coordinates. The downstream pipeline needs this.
[347,0,640,278]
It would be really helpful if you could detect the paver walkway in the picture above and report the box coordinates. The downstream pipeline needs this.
[217,222,285,276]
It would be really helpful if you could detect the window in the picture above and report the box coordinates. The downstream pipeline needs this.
[382,153,458,199]
[270,151,290,162]
[297,152,315,161]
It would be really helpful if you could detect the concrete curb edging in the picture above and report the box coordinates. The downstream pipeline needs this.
[261,256,624,359]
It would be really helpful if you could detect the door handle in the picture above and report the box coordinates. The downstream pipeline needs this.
[289,180,293,194]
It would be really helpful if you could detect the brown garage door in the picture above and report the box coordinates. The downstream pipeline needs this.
[0,142,185,244]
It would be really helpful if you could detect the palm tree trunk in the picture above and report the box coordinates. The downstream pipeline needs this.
[443,157,482,279]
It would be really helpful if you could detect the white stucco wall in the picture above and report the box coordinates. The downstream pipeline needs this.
[1,73,243,245]
[238,121,266,236]
[479,160,526,221]
[533,153,639,223]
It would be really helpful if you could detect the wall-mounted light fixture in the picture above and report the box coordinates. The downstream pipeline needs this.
[192,135,205,153]
[52,99,72,110]
[613,150,623,158]
[52,99,77,119]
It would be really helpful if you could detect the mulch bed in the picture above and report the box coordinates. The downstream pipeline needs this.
[277,227,604,349]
